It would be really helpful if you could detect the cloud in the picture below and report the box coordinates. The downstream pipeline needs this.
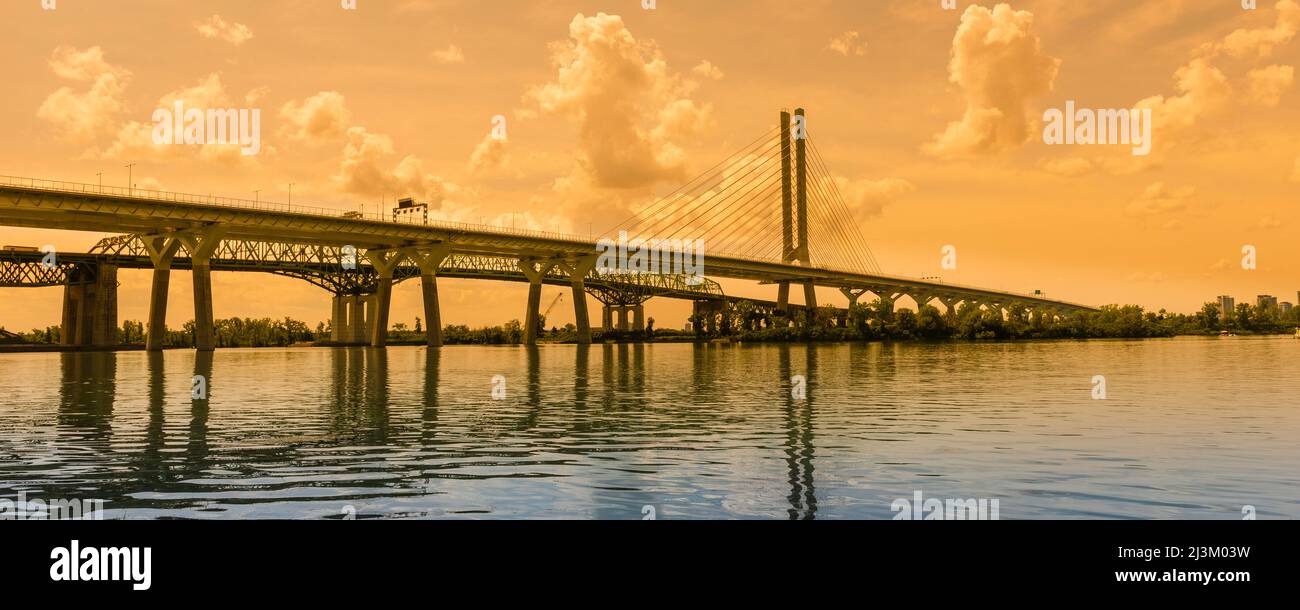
[1136,58,1233,132]
[1135,2,1298,137]
[36,46,132,140]
[1125,182,1194,217]
[1245,64,1294,105]
[527,13,712,192]
[830,176,916,219]
[692,60,724,80]
[195,15,253,46]
[1038,157,1094,176]
[1208,0,1300,59]
[924,4,1061,158]
[826,31,867,56]
[432,44,465,64]
[280,91,352,142]
[468,131,509,174]
[334,126,468,207]
[99,73,264,162]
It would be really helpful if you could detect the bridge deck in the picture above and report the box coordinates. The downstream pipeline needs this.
[0,176,1095,312]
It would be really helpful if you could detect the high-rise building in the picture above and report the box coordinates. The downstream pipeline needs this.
[1282,302,1294,314]
[1257,295,1278,309]
[1217,295,1235,316]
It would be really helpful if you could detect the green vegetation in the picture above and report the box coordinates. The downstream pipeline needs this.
[5,299,1295,348]
[715,299,1300,343]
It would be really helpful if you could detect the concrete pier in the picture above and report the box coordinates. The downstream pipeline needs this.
[60,264,117,348]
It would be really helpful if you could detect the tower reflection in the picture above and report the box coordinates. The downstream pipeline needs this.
[779,344,817,520]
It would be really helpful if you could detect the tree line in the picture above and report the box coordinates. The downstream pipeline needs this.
[5,299,1295,347]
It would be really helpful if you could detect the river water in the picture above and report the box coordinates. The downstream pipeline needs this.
[1,337,1296,519]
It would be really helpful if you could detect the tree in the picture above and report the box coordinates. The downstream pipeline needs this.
[414,317,423,333]
[1199,302,1221,330]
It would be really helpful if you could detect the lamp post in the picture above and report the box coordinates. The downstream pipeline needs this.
[124,163,136,195]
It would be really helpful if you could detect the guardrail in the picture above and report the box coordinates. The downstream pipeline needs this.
[0,174,1093,310]
[0,174,590,245]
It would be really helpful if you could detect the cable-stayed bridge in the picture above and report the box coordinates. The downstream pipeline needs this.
[0,109,1094,350]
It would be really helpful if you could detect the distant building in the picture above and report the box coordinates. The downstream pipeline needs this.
[1282,302,1294,314]
[1217,295,1235,316]
[393,197,428,225]
[1257,295,1278,310]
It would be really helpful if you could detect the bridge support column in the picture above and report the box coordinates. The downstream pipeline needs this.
[331,295,347,343]
[874,290,901,320]
[365,249,406,349]
[60,265,115,348]
[840,287,868,310]
[141,234,185,352]
[518,259,557,346]
[602,306,613,332]
[617,307,629,332]
[557,256,597,345]
[349,295,368,344]
[777,281,790,314]
[632,305,645,332]
[404,245,451,348]
[803,282,818,326]
[91,265,117,347]
[939,296,961,318]
[179,227,226,352]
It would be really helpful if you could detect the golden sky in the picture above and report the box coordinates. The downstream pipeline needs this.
[2,0,1298,332]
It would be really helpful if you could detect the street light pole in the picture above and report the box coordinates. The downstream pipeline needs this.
[253,189,261,203]
[124,163,136,195]
[287,182,294,206]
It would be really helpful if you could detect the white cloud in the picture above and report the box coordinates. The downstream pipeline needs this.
[527,13,712,191]
[468,131,509,174]
[36,46,132,141]
[924,5,1060,158]
[826,31,867,57]
[1245,64,1294,106]
[692,60,725,80]
[334,126,469,208]
[432,44,465,64]
[1125,182,1194,217]
[1208,0,1300,59]
[830,176,916,219]
[195,15,253,47]
[280,91,352,142]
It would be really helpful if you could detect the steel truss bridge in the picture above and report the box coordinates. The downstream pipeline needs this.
[0,108,1095,350]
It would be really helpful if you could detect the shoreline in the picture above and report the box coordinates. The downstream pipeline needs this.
[2,331,1294,353]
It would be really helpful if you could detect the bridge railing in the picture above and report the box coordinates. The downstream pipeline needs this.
[0,174,591,245]
[4,175,1093,310]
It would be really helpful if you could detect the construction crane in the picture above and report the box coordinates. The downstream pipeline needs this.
[543,293,563,317]
[539,293,564,329]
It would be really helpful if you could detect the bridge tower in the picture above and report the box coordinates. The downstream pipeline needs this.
[776,108,817,324]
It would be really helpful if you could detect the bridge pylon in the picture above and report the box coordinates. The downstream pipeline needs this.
[776,108,817,325]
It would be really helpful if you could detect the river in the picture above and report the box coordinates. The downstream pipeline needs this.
[1,337,1296,519]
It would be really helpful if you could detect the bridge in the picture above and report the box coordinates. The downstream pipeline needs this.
[0,109,1095,351]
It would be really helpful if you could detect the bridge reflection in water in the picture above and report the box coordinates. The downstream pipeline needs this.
[3,339,1290,519]
[40,345,823,519]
